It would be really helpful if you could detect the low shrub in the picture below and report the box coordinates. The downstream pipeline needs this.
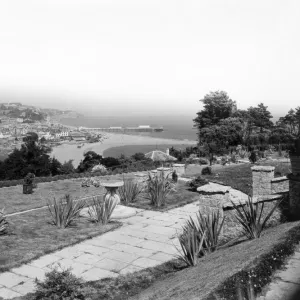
[177,228,206,267]
[34,267,85,300]
[231,196,281,239]
[47,194,86,228]
[183,210,225,254]
[199,157,209,165]
[249,151,257,164]
[188,176,209,191]
[118,180,143,204]
[201,166,212,175]
[87,195,117,225]
[146,172,175,207]
[0,208,9,235]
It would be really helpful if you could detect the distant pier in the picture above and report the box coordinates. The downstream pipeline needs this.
[78,125,164,133]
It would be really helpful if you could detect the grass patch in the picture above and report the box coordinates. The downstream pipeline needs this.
[0,179,106,215]
[202,161,291,195]
[18,221,300,300]
[127,181,199,212]
[0,210,120,273]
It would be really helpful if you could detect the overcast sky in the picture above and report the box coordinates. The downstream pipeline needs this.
[0,0,299,117]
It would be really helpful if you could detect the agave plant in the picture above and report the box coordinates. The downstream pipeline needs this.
[183,210,225,254]
[231,196,281,239]
[47,194,86,228]
[177,228,206,267]
[88,196,117,225]
[146,171,175,207]
[118,180,143,204]
[0,208,9,235]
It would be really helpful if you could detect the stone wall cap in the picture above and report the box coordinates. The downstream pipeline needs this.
[251,166,275,172]
[173,164,185,167]
[271,176,288,183]
[197,182,231,194]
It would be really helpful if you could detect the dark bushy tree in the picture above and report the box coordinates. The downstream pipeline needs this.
[77,151,102,172]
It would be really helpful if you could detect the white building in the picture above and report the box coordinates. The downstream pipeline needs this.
[55,131,69,138]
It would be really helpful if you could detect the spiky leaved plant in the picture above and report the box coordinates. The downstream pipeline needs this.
[231,196,281,239]
[146,171,175,207]
[177,228,206,267]
[47,194,86,228]
[0,208,9,235]
[87,195,117,225]
[118,179,143,204]
[183,210,225,254]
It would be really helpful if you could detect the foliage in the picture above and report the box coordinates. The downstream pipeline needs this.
[118,180,143,204]
[231,197,281,239]
[247,103,273,133]
[101,156,121,169]
[47,194,86,228]
[201,166,212,175]
[172,170,178,183]
[131,152,146,161]
[188,176,208,191]
[199,157,209,165]
[0,208,9,235]
[60,159,76,174]
[24,172,35,185]
[77,151,103,172]
[183,210,225,254]
[249,150,257,164]
[177,228,206,266]
[146,172,175,207]
[87,195,117,224]
[34,266,85,300]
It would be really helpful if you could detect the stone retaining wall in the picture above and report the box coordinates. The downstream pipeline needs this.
[271,176,289,194]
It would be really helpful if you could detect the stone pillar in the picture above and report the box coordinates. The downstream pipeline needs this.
[287,174,300,220]
[172,164,185,177]
[251,166,275,197]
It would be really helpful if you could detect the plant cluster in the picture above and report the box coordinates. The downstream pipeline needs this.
[178,210,225,266]
[146,172,175,207]
[34,267,85,300]
[47,194,86,228]
[188,176,209,191]
[87,195,118,225]
[0,208,9,235]
[24,172,35,185]
[118,179,143,204]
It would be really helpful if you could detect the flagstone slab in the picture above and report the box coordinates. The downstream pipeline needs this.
[29,254,62,269]
[84,237,118,248]
[11,279,36,296]
[108,243,157,257]
[81,268,118,281]
[139,225,177,237]
[139,240,178,255]
[0,272,29,288]
[70,244,110,256]
[48,259,93,276]
[100,250,141,263]
[149,252,177,262]
[12,265,47,281]
[103,234,145,246]
[94,258,128,272]
[74,253,103,265]
[119,265,143,275]
[0,287,22,299]
[132,257,161,268]
[276,258,300,284]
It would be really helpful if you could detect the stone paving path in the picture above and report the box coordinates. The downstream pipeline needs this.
[258,244,300,300]
[0,202,200,299]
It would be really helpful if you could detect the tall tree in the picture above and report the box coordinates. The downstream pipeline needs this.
[193,91,237,130]
[247,103,273,133]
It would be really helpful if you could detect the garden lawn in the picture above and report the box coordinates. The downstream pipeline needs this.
[0,210,120,273]
[0,179,105,215]
[36,220,300,300]
[127,181,199,212]
[203,160,291,195]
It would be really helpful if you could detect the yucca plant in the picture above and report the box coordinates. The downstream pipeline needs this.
[231,196,281,239]
[87,196,117,225]
[183,210,225,254]
[0,208,9,235]
[118,180,143,204]
[146,172,175,207]
[177,228,206,267]
[47,194,86,228]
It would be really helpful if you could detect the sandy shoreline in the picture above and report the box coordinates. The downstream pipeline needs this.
[51,132,197,167]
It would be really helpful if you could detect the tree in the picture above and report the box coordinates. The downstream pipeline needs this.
[23,132,39,143]
[193,91,237,130]
[277,107,300,137]
[60,160,75,174]
[131,152,146,161]
[1,140,53,179]
[50,157,62,176]
[101,157,120,169]
[247,103,273,133]
[77,151,102,172]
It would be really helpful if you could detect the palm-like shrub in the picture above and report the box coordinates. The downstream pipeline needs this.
[177,228,206,267]
[47,194,86,228]
[0,208,9,235]
[183,210,225,254]
[231,196,281,239]
[88,196,117,224]
[146,172,175,207]
[118,180,143,204]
